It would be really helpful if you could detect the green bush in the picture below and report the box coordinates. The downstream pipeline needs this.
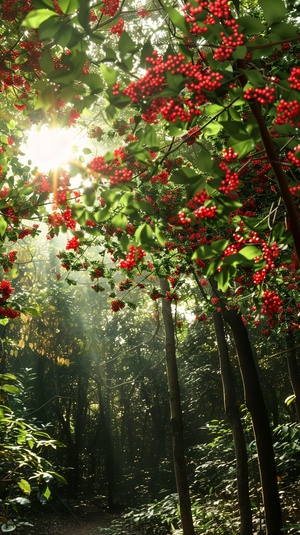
[0,373,66,531]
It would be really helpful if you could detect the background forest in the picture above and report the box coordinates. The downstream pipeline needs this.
[0,0,300,534]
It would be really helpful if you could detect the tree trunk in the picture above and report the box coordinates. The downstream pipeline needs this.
[73,374,89,496]
[222,307,282,535]
[213,310,253,535]
[96,377,115,511]
[160,278,195,535]
[286,332,300,422]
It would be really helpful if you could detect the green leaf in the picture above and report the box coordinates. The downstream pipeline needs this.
[258,0,286,25]
[47,471,67,485]
[140,40,154,68]
[171,167,198,185]
[77,0,90,29]
[245,70,266,87]
[21,9,58,28]
[135,223,153,245]
[237,16,265,34]
[18,479,31,495]
[214,265,234,292]
[111,213,128,230]
[43,486,51,499]
[204,104,225,117]
[101,65,118,86]
[0,373,17,381]
[219,121,248,139]
[118,31,137,57]
[211,239,230,254]
[192,244,214,260]
[143,124,159,150]
[228,137,255,158]
[195,148,218,173]
[270,22,299,39]
[237,245,261,260]
[0,384,20,394]
[0,216,7,238]
[285,394,296,406]
[232,45,247,60]
[120,233,130,251]
[82,74,104,94]
[39,50,55,74]
[82,188,96,207]
[58,0,79,14]
[1,523,16,532]
[167,7,190,34]
[206,257,222,277]
[203,121,222,138]
[94,207,110,223]
[21,307,41,317]
[154,226,166,247]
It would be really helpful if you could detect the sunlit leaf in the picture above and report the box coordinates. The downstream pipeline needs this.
[17,479,31,495]
[58,0,79,14]
[258,0,286,25]
[21,9,59,28]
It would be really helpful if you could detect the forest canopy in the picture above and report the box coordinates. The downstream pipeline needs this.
[0,0,300,534]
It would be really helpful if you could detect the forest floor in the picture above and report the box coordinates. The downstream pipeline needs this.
[14,502,120,535]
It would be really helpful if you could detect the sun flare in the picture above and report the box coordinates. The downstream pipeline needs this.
[23,125,75,172]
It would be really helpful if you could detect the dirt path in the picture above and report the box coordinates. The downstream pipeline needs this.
[15,506,118,535]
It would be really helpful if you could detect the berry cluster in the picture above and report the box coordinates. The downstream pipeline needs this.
[150,171,169,184]
[68,108,80,127]
[194,205,217,219]
[89,153,133,185]
[0,280,14,300]
[275,100,300,127]
[149,289,162,301]
[214,19,244,61]
[2,0,32,21]
[101,0,119,16]
[219,161,239,194]
[178,211,192,225]
[123,52,223,124]
[35,173,51,194]
[195,313,209,321]
[187,189,210,210]
[2,250,17,272]
[288,67,300,91]
[261,290,283,316]
[110,19,124,36]
[63,206,76,230]
[244,86,276,105]
[137,8,149,17]
[185,126,202,146]
[222,147,238,162]
[111,299,125,312]
[90,267,104,280]
[165,291,180,302]
[0,306,19,318]
[119,246,146,271]
[88,126,104,139]
[118,279,133,291]
[66,236,80,252]
[287,144,300,167]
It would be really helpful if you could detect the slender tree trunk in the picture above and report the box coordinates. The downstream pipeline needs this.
[237,60,300,262]
[96,377,115,511]
[73,374,88,496]
[213,310,253,535]
[286,332,300,422]
[0,326,7,374]
[160,278,195,535]
[222,307,282,535]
